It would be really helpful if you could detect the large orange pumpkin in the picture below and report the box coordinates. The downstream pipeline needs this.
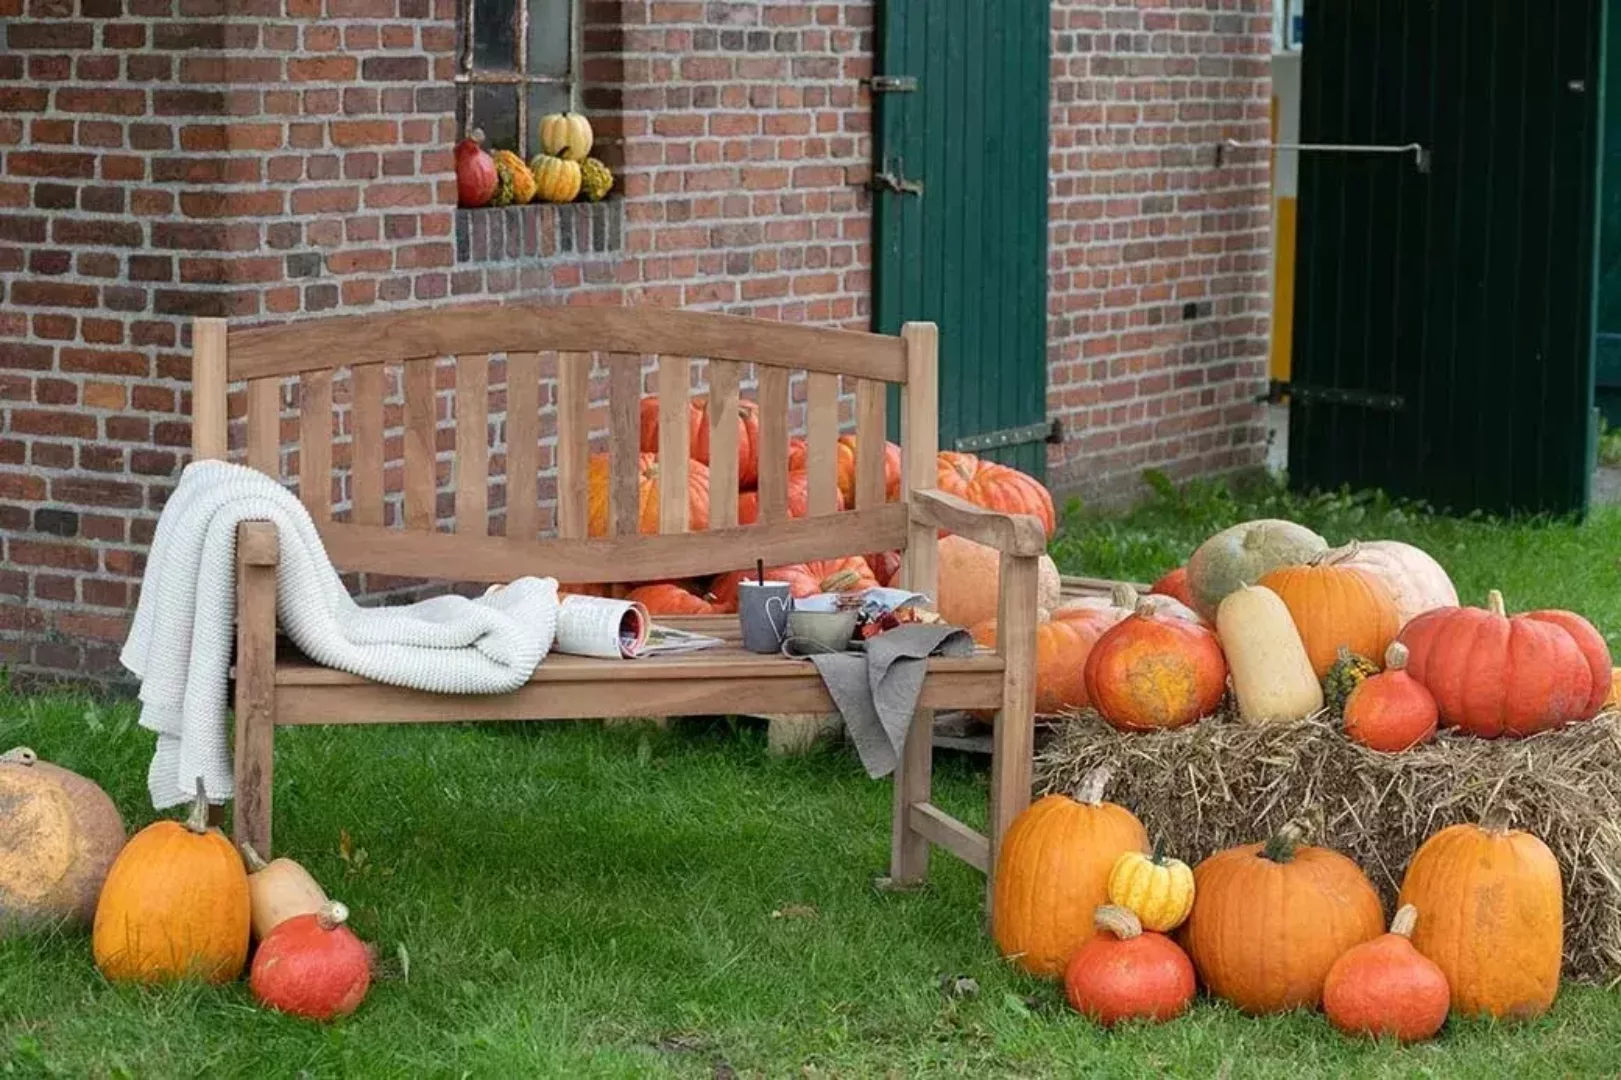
[992,768,1148,977]
[639,396,762,488]
[936,451,1055,537]
[1083,600,1227,731]
[1180,822,1385,1015]
[0,746,126,936]
[1258,552,1401,679]
[934,533,1060,627]
[1397,589,1611,738]
[788,435,902,506]
[92,781,251,984]
[586,453,711,538]
[710,556,878,609]
[1397,817,1562,1019]
[737,470,844,524]
[625,582,733,616]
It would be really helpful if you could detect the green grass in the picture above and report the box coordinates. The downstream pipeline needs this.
[4,477,1620,1077]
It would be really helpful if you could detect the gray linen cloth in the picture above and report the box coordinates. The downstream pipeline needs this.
[803,623,975,778]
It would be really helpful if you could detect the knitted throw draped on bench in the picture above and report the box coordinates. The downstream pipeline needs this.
[122,459,560,810]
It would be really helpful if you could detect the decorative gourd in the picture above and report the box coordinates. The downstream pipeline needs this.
[992,768,1148,978]
[578,157,613,202]
[528,152,582,203]
[1397,815,1562,1019]
[1343,642,1437,752]
[250,901,371,1022]
[585,453,710,538]
[934,534,1060,628]
[1322,904,1450,1042]
[1397,590,1611,737]
[241,842,327,942]
[624,582,733,616]
[1107,842,1195,933]
[1063,905,1196,1026]
[1180,821,1385,1015]
[710,557,878,609]
[1084,599,1228,731]
[537,111,594,161]
[1323,646,1380,716]
[639,396,762,488]
[1186,519,1328,619]
[490,149,536,205]
[1149,565,1197,609]
[1324,539,1458,626]
[936,451,1056,537]
[92,780,251,984]
[1259,553,1401,679]
[0,747,125,936]
[969,616,1095,716]
[454,129,498,208]
[787,435,902,506]
[1216,584,1323,724]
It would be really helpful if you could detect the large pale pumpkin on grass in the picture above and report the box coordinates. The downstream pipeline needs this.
[1259,553,1401,679]
[0,747,125,936]
[1185,519,1327,620]
[936,451,1055,537]
[934,534,1059,627]
[585,453,710,537]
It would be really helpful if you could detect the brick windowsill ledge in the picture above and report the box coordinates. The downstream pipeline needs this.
[454,200,624,266]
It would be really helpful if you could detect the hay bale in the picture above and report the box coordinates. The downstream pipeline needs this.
[1035,712,1621,984]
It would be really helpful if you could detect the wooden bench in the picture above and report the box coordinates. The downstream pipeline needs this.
[192,304,1043,906]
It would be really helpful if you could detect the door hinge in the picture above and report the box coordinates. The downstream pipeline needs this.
[868,170,923,196]
[954,419,1061,453]
[1267,382,1405,411]
[865,74,918,93]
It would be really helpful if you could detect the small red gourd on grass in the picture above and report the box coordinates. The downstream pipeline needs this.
[1343,642,1438,752]
[251,900,371,1022]
[1323,904,1450,1042]
[1083,598,1227,731]
[1063,905,1196,1026]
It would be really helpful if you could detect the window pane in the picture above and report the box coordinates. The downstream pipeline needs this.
[527,0,572,80]
[472,0,517,71]
[471,84,519,152]
[527,83,571,136]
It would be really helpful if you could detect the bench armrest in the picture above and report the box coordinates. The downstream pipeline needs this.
[907,489,1047,558]
[237,520,280,566]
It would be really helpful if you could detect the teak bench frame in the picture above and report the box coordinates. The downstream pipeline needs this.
[192,304,1043,907]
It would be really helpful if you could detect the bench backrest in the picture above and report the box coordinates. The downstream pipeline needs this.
[190,305,939,595]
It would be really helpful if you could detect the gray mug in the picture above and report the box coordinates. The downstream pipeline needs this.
[737,580,793,654]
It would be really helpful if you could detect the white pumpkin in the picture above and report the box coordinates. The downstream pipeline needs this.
[1217,585,1324,724]
[1326,540,1457,627]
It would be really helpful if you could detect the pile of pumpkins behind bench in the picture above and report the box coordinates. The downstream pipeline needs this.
[997,518,1614,1038]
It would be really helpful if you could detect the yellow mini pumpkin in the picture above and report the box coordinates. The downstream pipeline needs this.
[538,111,593,161]
[529,153,582,203]
[490,149,536,205]
[1108,842,1195,933]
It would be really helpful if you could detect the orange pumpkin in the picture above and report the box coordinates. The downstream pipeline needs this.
[788,434,902,506]
[737,470,844,524]
[1063,905,1196,1026]
[936,451,1055,537]
[1322,904,1451,1042]
[1258,552,1401,679]
[1343,641,1438,752]
[1083,599,1227,731]
[625,582,733,616]
[92,781,251,984]
[1397,817,1563,1019]
[992,768,1148,977]
[1180,821,1385,1015]
[1149,566,1196,609]
[1397,589,1611,738]
[586,453,711,538]
[710,556,878,609]
[970,615,1095,716]
[250,900,371,1022]
[639,396,761,488]
[935,533,1060,628]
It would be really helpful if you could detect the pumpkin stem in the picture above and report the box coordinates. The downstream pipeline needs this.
[1109,583,1139,610]
[1149,836,1167,865]
[1240,526,1266,551]
[0,746,37,766]
[1076,766,1113,806]
[1132,597,1157,618]
[1390,903,1419,939]
[1486,589,1507,617]
[1480,804,1513,834]
[316,901,350,931]
[239,842,269,873]
[185,776,210,835]
[1384,641,1410,671]
[469,127,485,145]
[1260,819,1311,863]
[1093,904,1143,941]
[1312,542,1358,568]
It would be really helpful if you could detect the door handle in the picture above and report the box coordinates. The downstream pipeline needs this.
[868,170,923,196]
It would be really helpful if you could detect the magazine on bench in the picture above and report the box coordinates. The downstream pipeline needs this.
[553,594,724,659]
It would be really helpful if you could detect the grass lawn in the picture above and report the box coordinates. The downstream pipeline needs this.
[3,477,1619,1077]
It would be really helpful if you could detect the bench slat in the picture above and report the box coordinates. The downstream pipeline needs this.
[706,360,740,529]
[298,369,332,523]
[607,353,642,537]
[805,371,839,516]
[505,352,541,540]
[556,351,589,539]
[403,357,436,531]
[854,378,886,510]
[454,354,489,536]
[191,318,228,460]
[901,323,939,596]
[756,365,789,524]
[351,363,385,527]
[656,355,690,534]
[246,376,279,477]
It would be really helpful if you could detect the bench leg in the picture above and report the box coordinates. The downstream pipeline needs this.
[888,708,933,886]
[233,531,277,856]
[987,554,1039,914]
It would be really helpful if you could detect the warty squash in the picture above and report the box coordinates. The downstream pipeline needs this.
[1216,584,1323,724]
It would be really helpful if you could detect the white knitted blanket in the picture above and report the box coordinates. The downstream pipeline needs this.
[122,459,559,809]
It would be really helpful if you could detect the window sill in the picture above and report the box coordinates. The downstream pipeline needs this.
[454,199,624,266]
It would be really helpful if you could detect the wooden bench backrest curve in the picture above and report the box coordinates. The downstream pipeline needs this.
[189,305,941,597]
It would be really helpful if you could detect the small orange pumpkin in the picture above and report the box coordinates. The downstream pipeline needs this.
[1343,641,1438,752]
[1258,551,1401,679]
[1063,905,1196,1026]
[992,768,1148,978]
[1083,599,1228,731]
[1323,904,1451,1042]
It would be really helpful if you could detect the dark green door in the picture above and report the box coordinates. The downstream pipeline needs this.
[1597,0,1621,427]
[1290,0,1602,515]
[873,0,1050,477]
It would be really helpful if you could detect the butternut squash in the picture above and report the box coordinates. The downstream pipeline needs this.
[1217,584,1323,723]
[241,843,328,941]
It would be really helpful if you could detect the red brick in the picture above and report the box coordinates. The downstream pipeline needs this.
[288,56,358,82]
[7,152,96,179]
[10,281,99,308]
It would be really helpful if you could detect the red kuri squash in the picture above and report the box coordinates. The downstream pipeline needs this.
[1083,599,1227,731]
[1063,905,1196,1026]
[1322,904,1450,1042]
[250,901,371,1022]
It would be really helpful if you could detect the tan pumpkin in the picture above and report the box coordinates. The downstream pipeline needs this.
[1216,584,1323,724]
[0,747,126,936]
[92,780,251,984]
[1397,815,1562,1020]
[934,533,1059,628]
[537,111,593,161]
[1186,519,1327,619]
[992,768,1148,978]
[1258,552,1401,679]
[241,842,328,942]
[1324,539,1458,626]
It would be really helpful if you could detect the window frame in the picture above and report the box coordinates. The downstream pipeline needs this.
[454,0,583,160]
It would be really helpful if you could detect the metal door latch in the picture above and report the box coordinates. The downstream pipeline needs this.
[1216,139,1431,174]
[864,75,918,94]
[868,170,923,196]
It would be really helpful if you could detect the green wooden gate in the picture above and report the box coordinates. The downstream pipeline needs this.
[872,0,1050,477]
[1289,0,1603,515]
